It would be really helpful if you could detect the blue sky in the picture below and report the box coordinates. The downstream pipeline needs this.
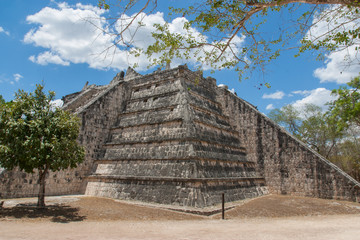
[1,0,358,115]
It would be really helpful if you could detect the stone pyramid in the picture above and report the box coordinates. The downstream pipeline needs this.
[85,65,267,207]
[3,64,358,207]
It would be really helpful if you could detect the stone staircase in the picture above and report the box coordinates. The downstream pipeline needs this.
[86,66,267,208]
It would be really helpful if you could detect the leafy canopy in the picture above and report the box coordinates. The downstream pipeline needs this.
[268,103,343,158]
[0,84,84,173]
[97,0,360,80]
[327,75,360,130]
[268,104,301,136]
[0,84,84,207]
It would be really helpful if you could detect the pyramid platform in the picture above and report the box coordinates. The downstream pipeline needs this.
[85,66,267,207]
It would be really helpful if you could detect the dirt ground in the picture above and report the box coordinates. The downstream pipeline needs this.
[1,194,360,239]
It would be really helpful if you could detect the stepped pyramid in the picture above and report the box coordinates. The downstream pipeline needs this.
[2,64,359,207]
[85,65,267,207]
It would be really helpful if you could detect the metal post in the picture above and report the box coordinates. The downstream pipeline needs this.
[222,193,225,220]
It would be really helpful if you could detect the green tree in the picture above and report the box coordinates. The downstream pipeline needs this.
[98,0,360,79]
[327,75,360,130]
[268,103,343,157]
[268,104,301,135]
[0,85,85,207]
[328,124,360,181]
[297,104,343,158]
[268,102,360,179]
[0,95,5,105]
[326,77,360,180]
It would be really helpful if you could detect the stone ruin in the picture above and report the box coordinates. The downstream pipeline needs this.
[1,65,360,207]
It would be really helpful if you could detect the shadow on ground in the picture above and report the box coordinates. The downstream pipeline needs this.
[0,204,86,223]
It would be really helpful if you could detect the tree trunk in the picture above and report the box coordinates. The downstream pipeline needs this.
[37,168,48,208]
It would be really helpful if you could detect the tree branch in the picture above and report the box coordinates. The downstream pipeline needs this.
[244,0,359,8]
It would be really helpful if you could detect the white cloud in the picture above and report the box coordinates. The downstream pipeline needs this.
[29,51,70,66]
[24,3,244,71]
[115,13,245,69]
[13,73,23,82]
[0,26,10,36]
[24,3,114,69]
[306,6,360,84]
[262,91,285,99]
[116,12,166,50]
[75,3,105,14]
[291,90,311,96]
[313,46,360,84]
[292,88,336,112]
[266,104,275,110]
[50,99,64,109]
[0,74,23,85]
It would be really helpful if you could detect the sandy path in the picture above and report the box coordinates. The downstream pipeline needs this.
[2,195,360,240]
[1,214,360,240]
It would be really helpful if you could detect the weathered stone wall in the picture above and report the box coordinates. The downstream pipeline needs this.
[86,179,267,208]
[0,80,130,199]
[86,66,267,207]
[2,65,359,205]
[62,86,106,113]
[216,87,360,202]
[74,80,132,193]
[0,161,87,199]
